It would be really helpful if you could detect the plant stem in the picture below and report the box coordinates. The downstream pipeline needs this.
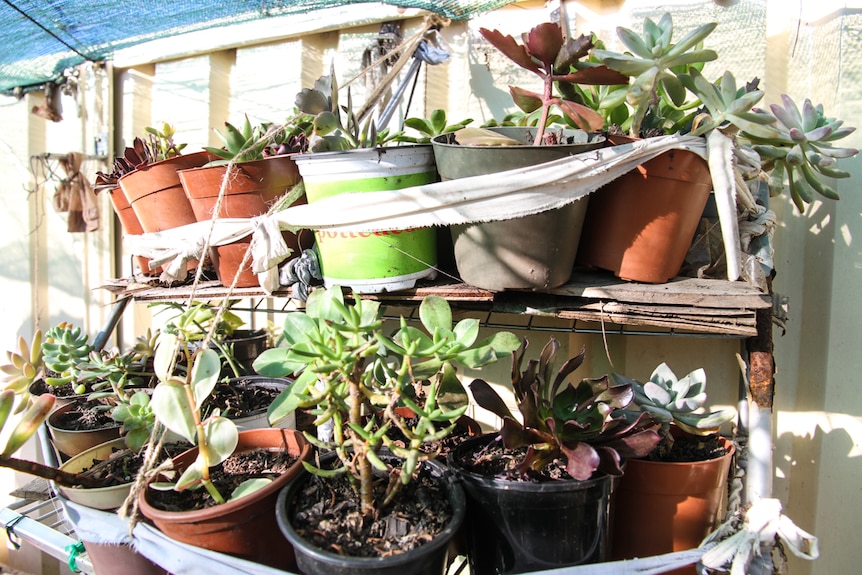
[0,456,108,488]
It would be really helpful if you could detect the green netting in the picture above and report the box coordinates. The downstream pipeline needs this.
[0,0,515,94]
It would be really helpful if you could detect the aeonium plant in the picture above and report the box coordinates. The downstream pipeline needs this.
[469,338,661,481]
[252,286,520,516]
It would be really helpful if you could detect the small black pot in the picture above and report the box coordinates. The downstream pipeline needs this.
[448,433,611,574]
[276,455,465,575]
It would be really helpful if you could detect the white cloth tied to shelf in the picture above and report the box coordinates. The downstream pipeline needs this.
[124,133,742,293]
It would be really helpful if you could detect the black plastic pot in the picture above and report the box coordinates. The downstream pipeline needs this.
[448,434,611,574]
[276,455,465,575]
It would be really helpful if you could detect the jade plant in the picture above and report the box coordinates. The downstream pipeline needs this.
[469,338,661,480]
[477,21,628,144]
[613,362,736,457]
[252,286,520,516]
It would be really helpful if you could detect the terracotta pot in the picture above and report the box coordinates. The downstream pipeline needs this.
[103,186,158,275]
[179,155,309,288]
[120,151,213,233]
[576,135,713,283]
[47,401,122,459]
[610,437,735,575]
[138,428,311,571]
[431,127,606,291]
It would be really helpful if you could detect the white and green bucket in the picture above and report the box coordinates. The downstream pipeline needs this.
[293,146,438,294]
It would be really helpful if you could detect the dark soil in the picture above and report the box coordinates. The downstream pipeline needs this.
[146,448,298,512]
[31,374,155,398]
[289,460,453,558]
[385,414,480,460]
[644,432,729,463]
[202,379,282,420]
[76,442,189,488]
[51,403,118,431]
[452,435,573,482]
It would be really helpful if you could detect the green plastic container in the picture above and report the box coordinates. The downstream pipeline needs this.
[293,146,438,294]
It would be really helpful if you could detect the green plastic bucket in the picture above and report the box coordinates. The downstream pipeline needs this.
[293,146,438,294]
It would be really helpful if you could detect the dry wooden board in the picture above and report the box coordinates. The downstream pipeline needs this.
[547,272,772,309]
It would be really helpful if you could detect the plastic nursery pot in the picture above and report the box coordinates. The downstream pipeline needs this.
[293,145,439,294]
[221,375,295,431]
[55,437,134,510]
[431,127,606,291]
[138,428,311,571]
[276,454,466,575]
[611,436,735,575]
[447,433,611,574]
[47,401,122,459]
[575,135,713,284]
[179,155,309,288]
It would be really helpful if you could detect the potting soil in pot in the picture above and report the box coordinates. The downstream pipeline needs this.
[145,448,298,511]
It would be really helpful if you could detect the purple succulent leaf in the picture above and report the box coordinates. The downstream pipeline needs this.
[554,65,629,86]
[599,426,661,460]
[595,446,624,476]
[500,416,552,449]
[824,125,855,142]
[815,144,859,158]
[561,442,600,480]
[550,344,584,398]
[789,127,807,143]
[469,378,515,420]
[479,27,542,76]
[554,33,594,70]
[800,98,820,132]
[556,99,606,133]
[772,95,803,131]
[804,125,833,142]
[523,22,565,70]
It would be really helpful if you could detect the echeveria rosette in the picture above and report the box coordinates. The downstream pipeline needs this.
[470,339,660,481]
[479,22,628,142]
[742,94,858,212]
[615,362,736,436]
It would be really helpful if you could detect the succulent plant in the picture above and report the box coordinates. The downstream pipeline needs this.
[469,338,661,481]
[94,123,186,190]
[144,122,186,161]
[294,64,400,152]
[42,322,92,390]
[395,108,473,144]
[613,362,736,437]
[741,94,858,212]
[252,286,520,516]
[149,337,256,504]
[203,115,308,165]
[478,22,628,144]
[592,13,719,138]
[110,390,156,450]
[0,330,44,395]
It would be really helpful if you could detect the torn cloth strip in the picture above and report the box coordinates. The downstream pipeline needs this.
[123,134,737,291]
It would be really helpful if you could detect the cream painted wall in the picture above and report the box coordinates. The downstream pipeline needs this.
[1,1,860,573]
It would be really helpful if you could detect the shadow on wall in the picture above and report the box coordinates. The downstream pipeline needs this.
[774,413,862,574]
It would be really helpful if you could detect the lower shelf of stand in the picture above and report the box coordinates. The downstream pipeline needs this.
[100,270,772,338]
